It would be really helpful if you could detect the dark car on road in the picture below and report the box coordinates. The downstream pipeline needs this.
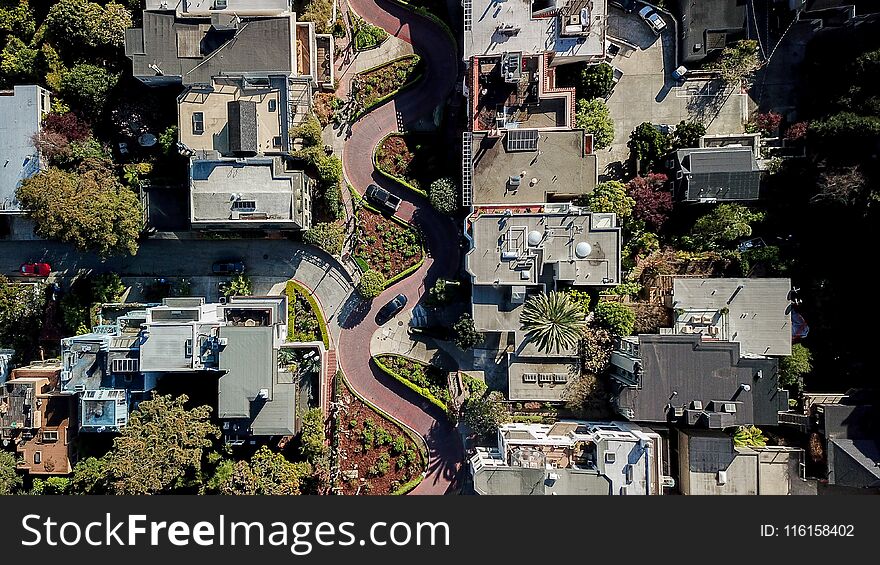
[376,293,408,325]
[212,260,246,275]
[365,183,402,214]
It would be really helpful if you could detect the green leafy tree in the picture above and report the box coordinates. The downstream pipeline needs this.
[17,166,142,256]
[31,477,71,495]
[222,274,252,298]
[299,0,334,34]
[686,204,765,250]
[628,122,670,172]
[0,36,38,83]
[593,301,635,337]
[779,343,812,389]
[810,112,880,140]
[60,64,119,119]
[575,98,615,149]
[357,269,386,299]
[671,120,706,149]
[452,313,482,350]
[45,0,132,52]
[733,425,768,448]
[0,275,45,362]
[303,222,345,255]
[158,125,178,154]
[100,394,220,495]
[579,62,615,100]
[567,288,591,312]
[70,456,109,494]
[713,40,761,85]
[0,450,22,495]
[428,278,460,306]
[213,447,312,495]
[520,292,587,354]
[578,180,634,222]
[563,373,612,420]
[292,114,323,147]
[0,0,37,41]
[460,391,509,438]
[429,177,458,215]
[300,408,328,463]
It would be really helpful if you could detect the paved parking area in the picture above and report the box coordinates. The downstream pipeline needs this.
[599,7,751,175]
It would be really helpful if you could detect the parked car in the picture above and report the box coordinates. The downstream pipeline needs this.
[638,6,667,34]
[654,123,676,136]
[672,65,689,81]
[365,183,402,214]
[376,293,408,325]
[20,262,51,277]
[212,260,246,275]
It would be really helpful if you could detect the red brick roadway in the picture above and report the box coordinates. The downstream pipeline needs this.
[338,0,463,494]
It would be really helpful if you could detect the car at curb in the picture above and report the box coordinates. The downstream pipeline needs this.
[639,5,667,34]
[20,262,51,277]
[212,260,246,275]
[366,184,402,214]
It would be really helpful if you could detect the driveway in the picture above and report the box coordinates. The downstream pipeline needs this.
[338,0,463,494]
[601,7,750,174]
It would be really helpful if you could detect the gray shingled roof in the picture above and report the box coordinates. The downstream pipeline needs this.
[676,147,761,201]
[227,100,258,154]
[472,466,612,495]
[126,12,294,85]
[217,326,274,420]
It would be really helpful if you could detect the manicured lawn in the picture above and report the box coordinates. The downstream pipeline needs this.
[374,355,451,409]
[352,55,421,110]
[354,209,422,279]
[336,376,425,495]
[375,133,445,192]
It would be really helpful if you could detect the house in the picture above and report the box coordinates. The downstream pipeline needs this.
[609,334,788,427]
[463,0,608,64]
[467,130,598,207]
[125,1,331,89]
[188,157,311,231]
[0,85,52,214]
[60,296,324,441]
[662,277,793,357]
[812,394,879,491]
[0,361,77,475]
[465,204,621,401]
[674,0,749,65]
[677,429,812,495]
[668,146,762,202]
[470,420,674,495]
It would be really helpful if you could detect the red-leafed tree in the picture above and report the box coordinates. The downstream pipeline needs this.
[785,121,808,141]
[42,112,92,142]
[626,173,672,230]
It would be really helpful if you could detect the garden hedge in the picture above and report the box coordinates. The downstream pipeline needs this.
[372,355,449,413]
[285,279,330,348]
[337,371,429,495]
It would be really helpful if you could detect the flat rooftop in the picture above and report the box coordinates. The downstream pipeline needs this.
[190,158,309,227]
[467,207,621,286]
[507,355,574,401]
[464,0,607,61]
[0,85,50,213]
[145,0,292,15]
[471,130,596,205]
[668,277,792,356]
[178,77,287,155]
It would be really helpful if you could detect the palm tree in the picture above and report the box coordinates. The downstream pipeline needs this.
[519,292,587,354]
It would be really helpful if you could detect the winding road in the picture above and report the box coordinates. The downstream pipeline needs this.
[336,0,463,494]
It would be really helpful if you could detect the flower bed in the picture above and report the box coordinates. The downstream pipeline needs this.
[285,280,329,347]
[373,355,450,412]
[375,133,445,194]
[354,208,423,280]
[352,55,421,112]
[335,374,426,495]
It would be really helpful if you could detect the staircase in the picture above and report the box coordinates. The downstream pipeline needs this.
[323,349,338,416]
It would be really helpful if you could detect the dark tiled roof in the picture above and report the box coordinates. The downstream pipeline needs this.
[614,334,783,426]
[676,147,761,201]
[227,100,258,154]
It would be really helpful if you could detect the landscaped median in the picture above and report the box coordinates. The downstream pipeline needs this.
[284,280,330,348]
[373,132,448,198]
[334,371,429,495]
[372,354,451,415]
[351,54,423,119]
[348,186,426,289]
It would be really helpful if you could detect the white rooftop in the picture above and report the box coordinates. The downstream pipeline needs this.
[0,85,51,213]
[464,0,607,61]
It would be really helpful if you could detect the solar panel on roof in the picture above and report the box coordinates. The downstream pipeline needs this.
[506,129,539,152]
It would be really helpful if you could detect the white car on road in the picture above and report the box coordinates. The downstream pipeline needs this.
[638,5,667,35]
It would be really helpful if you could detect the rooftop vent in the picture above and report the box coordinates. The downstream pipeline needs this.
[527,230,542,246]
[575,241,592,258]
